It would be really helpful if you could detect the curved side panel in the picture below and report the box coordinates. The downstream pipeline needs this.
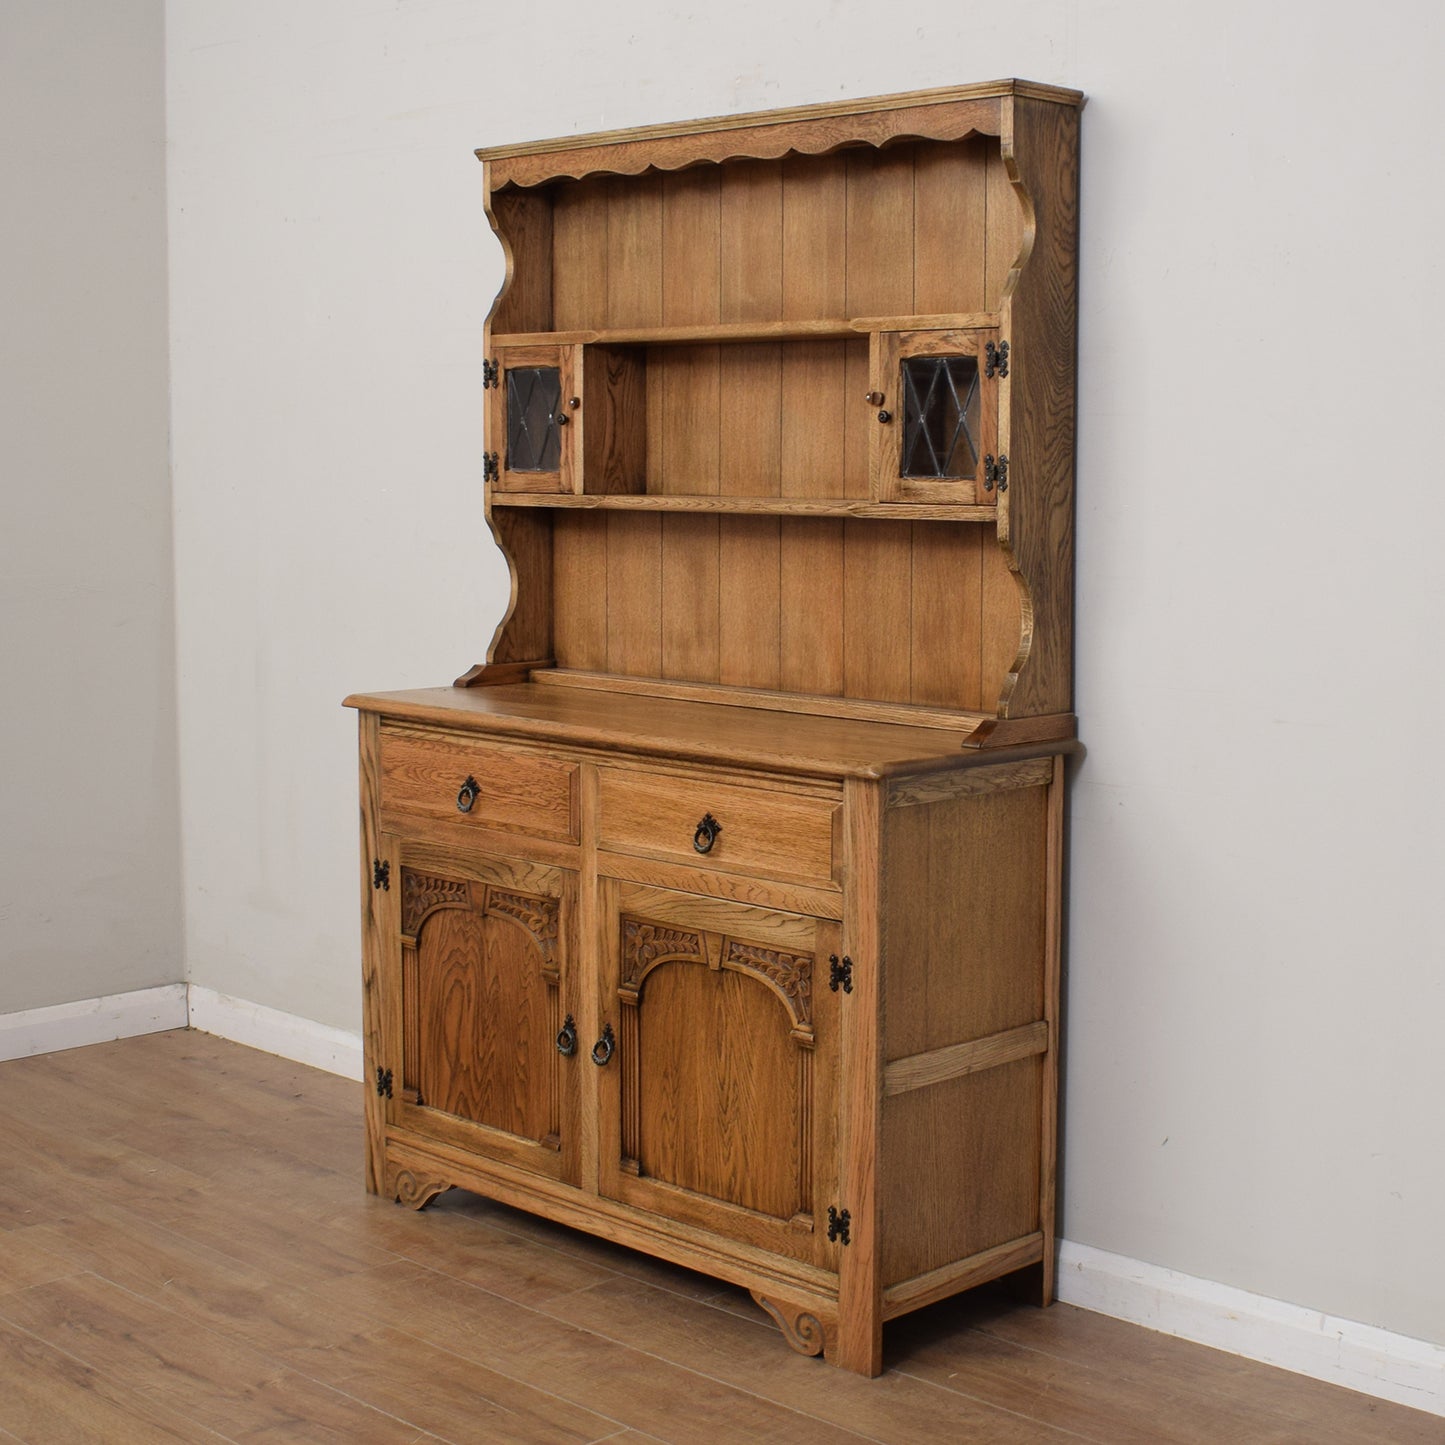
[991,96,1080,718]
[479,166,556,673]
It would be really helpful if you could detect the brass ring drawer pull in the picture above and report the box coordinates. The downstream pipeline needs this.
[456,775,481,813]
[693,812,721,854]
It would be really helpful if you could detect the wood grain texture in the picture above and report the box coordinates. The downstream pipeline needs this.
[1040,753,1065,1303]
[350,684,1078,779]
[481,88,1027,184]
[378,725,578,843]
[911,520,984,709]
[605,510,661,676]
[881,778,1049,1059]
[718,515,781,689]
[483,506,554,667]
[842,520,912,702]
[597,766,838,887]
[887,755,1054,808]
[551,509,608,669]
[358,713,395,1198]
[884,1020,1049,1097]
[581,344,647,495]
[493,490,1000,519]
[605,175,663,328]
[358,84,1080,1380]
[880,1058,1043,1286]
[486,183,553,333]
[836,777,885,1375]
[550,177,608,330]
[994,95,1080,717]
[883,1233,1044,1318]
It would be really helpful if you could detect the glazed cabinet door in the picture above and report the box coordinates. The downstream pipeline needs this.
[383,844,580,1185]
[486,342,581,494]
[871,327,1003,505]
[595,879,841,1270]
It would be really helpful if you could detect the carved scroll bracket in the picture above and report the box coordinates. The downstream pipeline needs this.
[750,1290,831,1358]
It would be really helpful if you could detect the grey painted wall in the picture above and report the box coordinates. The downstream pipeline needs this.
[0,0,181,1011]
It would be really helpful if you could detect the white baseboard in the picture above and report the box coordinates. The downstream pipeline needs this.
[185,984,363,1081]
[1057,1240,1444,1418]
[0,983,188,1062]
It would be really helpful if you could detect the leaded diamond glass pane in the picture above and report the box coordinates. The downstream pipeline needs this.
[901,355,980,480]
[506,366,563,472]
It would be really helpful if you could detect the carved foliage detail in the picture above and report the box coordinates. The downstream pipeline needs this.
[401,870,471,935]
[725,940,813,1029]
[486,888,559,967]
[621,917,706,988]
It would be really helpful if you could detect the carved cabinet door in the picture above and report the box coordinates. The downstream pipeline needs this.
[595,879,841,1270]
[387,846,579,1185]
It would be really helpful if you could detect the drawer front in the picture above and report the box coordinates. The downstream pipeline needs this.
[597,768,837,885]
[380,727,578,843]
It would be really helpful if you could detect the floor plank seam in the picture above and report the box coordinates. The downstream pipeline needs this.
[6,1036,1437,1442]
[400,1262,887,1443]
[302,1315,636,1439]
[891,1362,1102,1442]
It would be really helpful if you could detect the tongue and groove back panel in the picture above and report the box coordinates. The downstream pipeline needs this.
[491,140,1026,717]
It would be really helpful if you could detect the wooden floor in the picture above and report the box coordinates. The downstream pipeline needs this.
[0,1033,1436,1444]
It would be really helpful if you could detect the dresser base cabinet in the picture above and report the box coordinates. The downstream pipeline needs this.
[352,697,1066,1375]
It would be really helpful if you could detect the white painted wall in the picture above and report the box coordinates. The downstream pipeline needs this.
[0,0,180,1012]
[165,0,1445,1350]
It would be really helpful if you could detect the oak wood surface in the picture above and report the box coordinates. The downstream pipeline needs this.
[881,774,1049,1059]
[480,85,1078,728]
[360,81,1086,1383]
[492,311,1001,347]
[1,1033,1436,1444]
[597,765,839,886]
[350,683,1078,777]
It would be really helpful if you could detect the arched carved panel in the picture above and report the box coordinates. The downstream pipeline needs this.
[486,887,560,974]
[620,918,707,995]
[722,940,813,1034]
[401,870,472,937]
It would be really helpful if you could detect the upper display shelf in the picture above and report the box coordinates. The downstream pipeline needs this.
[477,79,1084,190]
[489,313,999,350]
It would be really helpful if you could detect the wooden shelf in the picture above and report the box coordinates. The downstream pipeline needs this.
[491,492,999,522]
[490,313,999,350]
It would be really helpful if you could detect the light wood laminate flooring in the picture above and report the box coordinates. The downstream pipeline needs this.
[0,1031,1435,1443]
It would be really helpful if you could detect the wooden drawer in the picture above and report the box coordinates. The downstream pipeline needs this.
[379,726,578,843]
[597,767,838,886]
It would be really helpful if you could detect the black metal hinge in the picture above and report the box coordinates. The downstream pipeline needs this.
[828,954,853,994]
[483,357,499,389]
[375,1067,393,1098]
[827,1206,851,1246]
[983,454,1009,494]
[985,339,1009,378]
[483,451,499,483]
[372,859,390,891]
